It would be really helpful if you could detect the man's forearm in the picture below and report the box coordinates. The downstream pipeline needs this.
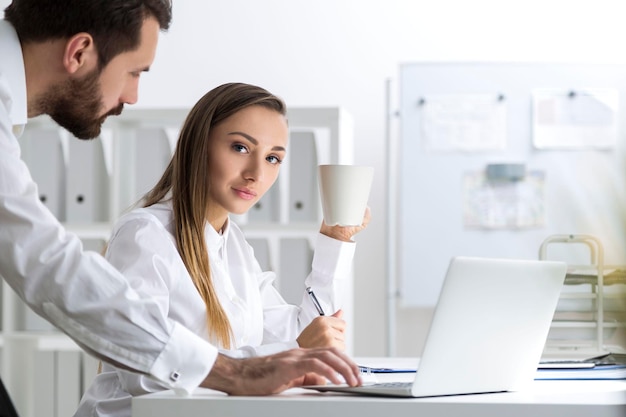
[201,354,245,394]
[200,348,361,396]
[200,353,284,395]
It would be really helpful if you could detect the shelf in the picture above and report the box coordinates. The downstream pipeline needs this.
[565,267,626,286]
[63,222,112,240]
[549,321,626,329]
[558,293,598,299]
[539,234,626,354]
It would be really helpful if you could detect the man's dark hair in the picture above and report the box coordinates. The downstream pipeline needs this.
[4,0,172,69]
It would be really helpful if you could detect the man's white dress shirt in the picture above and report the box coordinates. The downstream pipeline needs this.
[0,19,216,394]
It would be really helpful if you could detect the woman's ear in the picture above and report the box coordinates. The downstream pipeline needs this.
[63,33,97,74]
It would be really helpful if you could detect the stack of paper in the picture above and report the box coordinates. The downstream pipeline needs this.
[536,353,626,380]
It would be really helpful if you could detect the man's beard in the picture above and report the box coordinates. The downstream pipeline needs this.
[35,69,124,140]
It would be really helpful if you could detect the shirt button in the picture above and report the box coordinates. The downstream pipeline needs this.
[170,371,181,382]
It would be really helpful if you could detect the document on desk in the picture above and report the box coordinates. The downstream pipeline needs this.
[361,363,626,379]
[358,366,417,374]
[535,364,626,380]
[536,353,626,380]
[356,357,419,374]
[356,354,626,380]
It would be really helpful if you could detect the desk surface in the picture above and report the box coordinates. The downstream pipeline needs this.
[132,358,626,417]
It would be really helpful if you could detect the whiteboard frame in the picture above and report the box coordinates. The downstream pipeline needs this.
[394,62,626,309]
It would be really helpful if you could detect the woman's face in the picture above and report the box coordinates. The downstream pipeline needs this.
[206,105,288,224]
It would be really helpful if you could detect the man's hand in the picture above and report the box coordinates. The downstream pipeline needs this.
[201,348,362,395]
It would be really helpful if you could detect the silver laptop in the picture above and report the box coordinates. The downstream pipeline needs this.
[311,256,567,397]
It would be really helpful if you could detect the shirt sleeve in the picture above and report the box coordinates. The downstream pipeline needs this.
[259,233,356,345]
[0,114,216,394]
[103,214,218,396]
[218,339,300,359]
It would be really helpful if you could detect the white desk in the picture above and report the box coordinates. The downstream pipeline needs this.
[132,357,626,417]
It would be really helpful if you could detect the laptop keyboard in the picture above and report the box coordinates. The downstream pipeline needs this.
[366,382,412,389]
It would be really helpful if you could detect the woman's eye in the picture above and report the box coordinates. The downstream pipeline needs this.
[232,143,248,153]
[267,155,283,165]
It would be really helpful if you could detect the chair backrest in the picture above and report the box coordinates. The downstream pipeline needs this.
[0,377,19,417]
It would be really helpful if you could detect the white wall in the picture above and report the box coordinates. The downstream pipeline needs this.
[4,0,626,356]
[141,0,626,357]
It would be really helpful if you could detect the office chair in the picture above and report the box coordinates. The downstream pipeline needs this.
[0,377,19,417]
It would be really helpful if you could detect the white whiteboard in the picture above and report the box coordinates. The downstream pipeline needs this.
[397,62,626,307]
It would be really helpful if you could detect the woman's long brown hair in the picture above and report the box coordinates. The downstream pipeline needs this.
[142,83,287,348]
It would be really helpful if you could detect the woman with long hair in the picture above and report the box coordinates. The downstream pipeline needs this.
[75,82,370,416]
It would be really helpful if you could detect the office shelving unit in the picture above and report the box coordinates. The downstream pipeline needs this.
[539,234,626,356]
[1,107,354,417]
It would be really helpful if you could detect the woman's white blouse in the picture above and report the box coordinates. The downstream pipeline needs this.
[75,201,356,417]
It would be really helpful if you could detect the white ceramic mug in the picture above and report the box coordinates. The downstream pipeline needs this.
[318,164,374,226]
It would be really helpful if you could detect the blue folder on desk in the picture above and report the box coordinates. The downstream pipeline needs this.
[536,353,626,380]
[358,366,416,374]
[535,364,626,380]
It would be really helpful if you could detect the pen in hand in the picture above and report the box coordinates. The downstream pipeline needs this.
[306,286,326,316]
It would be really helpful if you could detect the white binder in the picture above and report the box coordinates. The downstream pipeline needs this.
[133,127,175,202]
[247,182,280,223]
[247,238,272,272]
[66,137,110,223]
[288,131,319,222]
[19,128,66,221]
[279,238,313,304]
